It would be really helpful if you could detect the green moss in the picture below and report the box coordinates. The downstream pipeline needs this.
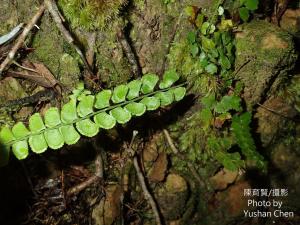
[57,0,127,30]
[235,20,298,109]
[29,16,65,76]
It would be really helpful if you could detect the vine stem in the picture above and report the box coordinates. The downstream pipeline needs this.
[0,4,46,78]
[128,131,163,225]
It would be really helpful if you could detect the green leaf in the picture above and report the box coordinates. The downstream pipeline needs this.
[214,95,241,113]
[44,107,61,128]
[127,80,142,100]
[215,151,243,171]
[244,0,258,10]
[60,125,80,145]
[95,90,112,109]
[208,24,216,34]
[76,119,99,137]
[205,63,218,74]
[12,141,28,160]
[29,134,48,153]
[0,126,14,166]
[201,94,216,109]
[12,122,30,138]
[200,108,213,129]
[219,55,231,70]
[61,99,78,123]
[187,31,196,44]
[190,44,199,57]
[77,95,95,117]
[94,112,116,129]
[110,107,132,124]
[231,112,265,170]
[202,36,215,50]
[141,74,159,94]
[44,129,64,149]
[239,7,250,22]
[159,69,180,89]
[155,91,174,106]
[125,103,146,116]
[140,97,160,111]
[111,84,129,103]
[172,87,186,101]
[29,113,45,133]
[0,125,15,144]
[201,22,210,35]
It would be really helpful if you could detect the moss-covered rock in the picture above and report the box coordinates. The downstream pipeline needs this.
[155,173,189,220]
[235,20,298,109]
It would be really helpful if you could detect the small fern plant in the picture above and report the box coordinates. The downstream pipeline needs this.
[0,71,186,166]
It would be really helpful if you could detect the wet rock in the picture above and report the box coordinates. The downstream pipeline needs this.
[156,173,189,221]
[148,152,168,182]
[210,168,239,191]
[143,139,159,163]
[280,9,300,37]
[214,180,252,217]
[255,97,298,147]
[235,20,298,109]
[92,185,122,225]
[270,142,300,209]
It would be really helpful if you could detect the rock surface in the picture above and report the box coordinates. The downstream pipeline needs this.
[235,20,298,109]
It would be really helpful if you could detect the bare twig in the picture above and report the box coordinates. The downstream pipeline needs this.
[128,131,163,225]
[163,129,207,189]
[117,28,141,78]
[67,148,104,196]
[44,0,92,74]
[0,4,46,78]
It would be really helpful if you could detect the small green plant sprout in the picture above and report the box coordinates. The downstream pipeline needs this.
[238,0,259,22]
[0,71,186,166]
[184,4,235,81]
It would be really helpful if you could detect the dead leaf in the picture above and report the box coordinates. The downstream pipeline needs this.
[7,61,60,89]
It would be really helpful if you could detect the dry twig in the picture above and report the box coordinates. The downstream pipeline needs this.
[0,4,46,78]
[128,131,163,225]
[67,150,104,196]
[163,129,207,188]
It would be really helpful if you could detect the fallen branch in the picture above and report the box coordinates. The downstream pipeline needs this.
[128,131,163,225]
[0,4,46,78]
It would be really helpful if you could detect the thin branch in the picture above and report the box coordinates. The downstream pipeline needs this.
[128,131,163,225]
[117,28,141,78]
[163,129,207,188]
[44,0,92,74]
[67,149,104,196]
[0,4,46,78]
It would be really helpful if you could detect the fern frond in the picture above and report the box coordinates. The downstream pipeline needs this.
[0,72,186,166]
